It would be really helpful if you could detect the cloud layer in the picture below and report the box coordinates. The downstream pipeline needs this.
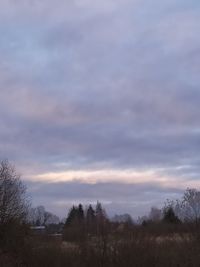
[0,0,200,217]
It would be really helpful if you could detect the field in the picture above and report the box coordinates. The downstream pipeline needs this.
[2,223,200,267]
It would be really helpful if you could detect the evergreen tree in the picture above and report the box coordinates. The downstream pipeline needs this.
[163,207,180,224]
[64,204,85,242]
[65,206,77,226]
[96,201,105,220]
[95,201,107,235]
[77,204,84,223]
[86,205,95,222]
[86,205,96,234]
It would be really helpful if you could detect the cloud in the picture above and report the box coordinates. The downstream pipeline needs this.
[26,180,183,218]
[0,0,200,216]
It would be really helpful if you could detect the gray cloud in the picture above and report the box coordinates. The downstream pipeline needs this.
[26,180,183,218]
[0,0,200,216]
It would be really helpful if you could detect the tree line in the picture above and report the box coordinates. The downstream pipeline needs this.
[2,159,200,266]
[63,202,109,242]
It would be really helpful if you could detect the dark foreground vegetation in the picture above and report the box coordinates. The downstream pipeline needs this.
[2,160,200,266]
[3,222,200,267]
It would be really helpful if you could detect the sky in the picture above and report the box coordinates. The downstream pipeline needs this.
[0,0,200,219]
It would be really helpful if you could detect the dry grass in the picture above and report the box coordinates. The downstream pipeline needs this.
[3,224,200,267]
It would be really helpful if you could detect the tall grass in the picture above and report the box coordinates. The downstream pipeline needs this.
[7,223,200,267]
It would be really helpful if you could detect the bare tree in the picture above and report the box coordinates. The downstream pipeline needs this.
[149,207,162,222]
[0,160,29,225]
[29,205,60,226]
[182,188,200,224]
[163,188,200,224]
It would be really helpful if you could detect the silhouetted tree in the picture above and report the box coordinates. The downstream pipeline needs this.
[182,188,200,225]
[86,204,96,234]
[95,201,109,237]
[0,160,29,225]
[149,207,162,222]
[96,201,106,222]
[78,204,84,223]
[86,205,95,222]
[29,205,59,226]
[65,205,77,226]
[163,188,200,225]
[64,204,86,242]
[0,160,29,250]
[162,207,180,224]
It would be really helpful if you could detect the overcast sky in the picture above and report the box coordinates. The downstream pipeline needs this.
[0,0,200,218]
